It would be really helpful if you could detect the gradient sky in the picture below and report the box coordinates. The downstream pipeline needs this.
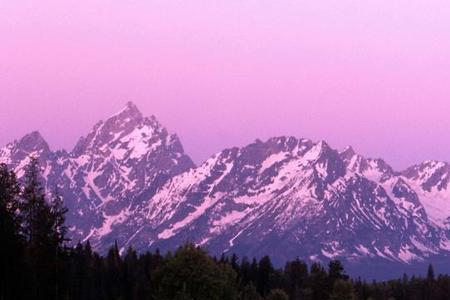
[1,1,450,169]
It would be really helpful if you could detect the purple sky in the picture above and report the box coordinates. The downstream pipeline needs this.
[1,1,450,169]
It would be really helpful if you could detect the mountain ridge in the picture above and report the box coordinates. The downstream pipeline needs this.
[2,102,450,271]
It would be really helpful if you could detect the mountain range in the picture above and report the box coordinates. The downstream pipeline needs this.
[2,102,450,278]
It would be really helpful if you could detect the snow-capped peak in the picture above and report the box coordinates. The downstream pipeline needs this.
[0,131,51,164]
[72,103,166,156]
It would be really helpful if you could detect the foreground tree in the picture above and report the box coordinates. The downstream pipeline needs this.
[310,262,329,300]
[329,279,356,300]
[50,188,69,248]
[20,158,69,300]
[0,163,23,300]
[284,258,308,299]
[265,289,288,300]
[152,243,239,300]
[240,283,261,300]
[257,256,277,296]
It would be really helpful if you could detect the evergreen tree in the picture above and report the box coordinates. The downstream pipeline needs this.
[265,289,288,300]
[426,264,436,300]
[105,241,123,300]
[427,264,435,282]
[20,157,47,246]
[240,283,261,300]
[231,253,240,273]
[123,246,139,300]
[250,258,259,284]
[152,243,239,300]
[49,188,69,300]
[329,279,356,300]
[20,157,69,300]
[284,258,308,299]
[257,256,275,296]
[240,256,252,286]
[21,157,54,299]
[49,188,69,248]
[328,260,348,283]
[0,163,24,300]
[310,262,329,300]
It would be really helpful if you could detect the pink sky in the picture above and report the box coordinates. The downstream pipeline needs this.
[1,0,450,169]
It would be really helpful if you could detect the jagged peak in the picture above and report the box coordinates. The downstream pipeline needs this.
[19,130,44,141]
[366,158,395,176]
[339,146,371,172]
[306,140,334,159]
[340,146,356,158]
[297,140,332,163]
[234,136,331,164]
[106,102,166,133]
[262,136,314,154]
[404,161,431,172]
[316,140,330,151]
[72,103,168,155]
[402,160,450,186]
[0,131,51,165]
[403,160,449,173]
[110,101,143,120]
[17,131,50,153]
[420,160,448,168]
[102,102,145,130]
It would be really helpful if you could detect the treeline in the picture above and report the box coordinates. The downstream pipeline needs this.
[1,160,450,300]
